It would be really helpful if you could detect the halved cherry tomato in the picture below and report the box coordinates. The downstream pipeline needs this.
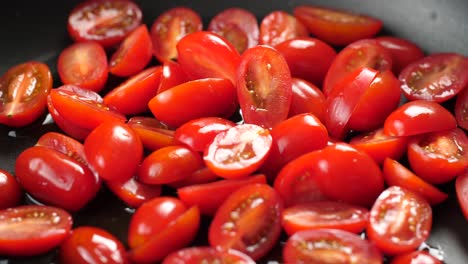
[237,45,292,128]
[283,229,383,264]
[399,53,468,102]
[127,116,175,151]
[67,0,142,48]
[376,36,425,75]
[168,166,220,189]
[0,205,72,256]
[36,132,89,168]
[109,24,153,77]
[281,201,369,236]
[0,61,52,127]
[151,7,202,62]
[383,158,448,205]
[390,250,442,264]
[209,184,283,260]
[407,128,468,184]
[208,8,259,54]
[178,174,267,215]
[294,5,383,46]
[383,100,457,136]
[57,41,108,92]
[204,124,272,179]
[288,78,326,122]
[59,226,128,264]
[163,247,255,264]
[0,169,22,210]
[275,37,336,87]
[455,170,468,220]
[367,186,432,256]
[157,60,189,94]
[455,86,468,130]
[259,11,308,47]
[104,66,162,115]
[106,177,161,208]
[149,78,237,128]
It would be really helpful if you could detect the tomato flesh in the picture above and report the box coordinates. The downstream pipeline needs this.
[259,11,308,47]
[163,247,255,264]
[455,171,468,220]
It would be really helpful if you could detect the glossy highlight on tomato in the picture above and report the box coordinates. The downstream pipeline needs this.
[0,169,22,210]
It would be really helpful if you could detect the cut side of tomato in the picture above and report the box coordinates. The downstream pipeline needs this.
[455,86,468,130]
[390,250,443,264]
[455,171,468,220]
[162,247,255,264]
[259,11,308,47]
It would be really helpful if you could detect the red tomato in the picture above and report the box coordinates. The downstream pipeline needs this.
[0,169,22,210]
[36,132,88,167]
[455,171,468,220]
[109,24,153,77]
[84,121,143,183]
[455,86,468,130]
[57,41,108,92]
[323,39,392,96]
[174,117,235,153]
[168,166,220,189]
[407,128,468,184]
[59,226,128,264]
[294,5,383,46]
[237,45,292,128]
[283,229,383,264]
[288,78,326,122]
[209,184,283,260]
[204,124,272,179]
[0,205,72,256]
[0,61,52,127]
[208,8,259,54]
[383,100,457,136]
[259,11,308,47]
[281,201,370,235]
[127,116,175,151]
[163,247,255,264]
[399,53,468,102]
[138,145,203,184]
[67,0,142,48]
[15,146,100,211]
[274,143,384,207]
[151,7,202,62]
[390,250,442,264]
[376,36,425,74]
[367,186,432,256]
[149,78,237,128]
[104,66,162,115]
[106,177,161,208]
[157,61,189,94]
[275,37,336,87]
[178,174,267,215]
[383,158,448,205]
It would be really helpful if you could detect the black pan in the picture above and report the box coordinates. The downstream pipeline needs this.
[0,0,467,263]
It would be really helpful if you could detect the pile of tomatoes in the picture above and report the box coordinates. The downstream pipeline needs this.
[0,0,467,263]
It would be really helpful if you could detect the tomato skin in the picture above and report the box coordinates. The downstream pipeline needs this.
[283,228,383,264]
[209,184,283,260]
[84,121,143,183]
[0,169,22,210]
[407,128,468,184]
[163,247,256,264]
[15,146,100,212]
[455,171,468,220]
[36,132,88,167]
[157,61,189,94]
[376,36,425,75]
[455,86,468,130]
[275,37,336,87]
[169,166,220,189]
[259,11,308,47]
[127,116,175,151]
[288,78,326,122]
[67,0,142,48]
[383,100,457,136]
[0,205,72,256]
[59,226,128,264]
[367,186,432,256]
[0,61,52,127]
[390,250,442,264]
[149,78,237,128]
[106,177,161,208]
[237,45,292,129]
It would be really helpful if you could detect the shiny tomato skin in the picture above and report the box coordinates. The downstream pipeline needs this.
[288,78,326,122]
[383,158,448,205]
[209,184,283,260]
[67,0,142,48]
[163,247,256,264]
[294,5,383,46]
[407,128,468,184]
[0,205,72,256]
[169,166,220,189]
[455,86,468,130]
[36,132,88,167]
[15,146,100,212]
[84,121,143,183]
[383,100,457,136]
[109,24,153,77]
[157,60,189,94]
[259,11,308,47]
[106,177,161,208]
[237,45,292,129]
[275,37,336,87]
[281,201,369,236]
[151,7,202,62]
[283,228,383,264]
[138,145,203,185]
[390,250,442,264]
[376,36,425,75]
[399,53,468,102]
[0,62,52,127]
[174,117,236,153]
[127,116,175,151]
[59,226,128,264]
[104,66,162,115]
[367,186,432,256]
[0,169,22,210]
[149,78,237,128]
[455,171,468,220]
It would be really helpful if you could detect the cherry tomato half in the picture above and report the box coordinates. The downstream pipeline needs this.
[288,78,326,122]
[163,247,255,264]
[0,169,22,210]
[259,11,308,47]
[376,36,425,75]
[106,177,161,208]
[127,116,175,151]
[390,250,442,264]
[455,170,468,220]
[455,86,468,130]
